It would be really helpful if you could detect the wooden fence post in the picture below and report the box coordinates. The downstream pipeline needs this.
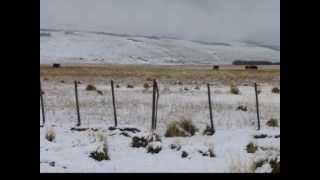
[111,80,118,127]
[40,80,46,126]
[74,81,81,127]
[207,84,215,133]
[254,82,261,130]
[151,79,159,131]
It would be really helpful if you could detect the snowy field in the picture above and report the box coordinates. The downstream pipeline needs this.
[40,80,280,173]
[40,30,280,65]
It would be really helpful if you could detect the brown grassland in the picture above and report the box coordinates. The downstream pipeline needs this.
[40,64,280,85]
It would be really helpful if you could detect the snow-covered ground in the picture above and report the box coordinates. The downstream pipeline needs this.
[40,30,280,65]
[40,81,280,173]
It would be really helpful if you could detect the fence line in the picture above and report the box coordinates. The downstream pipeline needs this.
[40,79,265,132]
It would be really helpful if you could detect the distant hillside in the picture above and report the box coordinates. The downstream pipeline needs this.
[40,29,280,65]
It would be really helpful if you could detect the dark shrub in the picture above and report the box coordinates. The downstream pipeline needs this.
[181,151,188,158]
[272,87,280,94]
[245,65,258,70]
[131,136,148,148]
[52,64,61,68]
[230,85,240,95]
[86,84,97,91]
[236,105,248,112]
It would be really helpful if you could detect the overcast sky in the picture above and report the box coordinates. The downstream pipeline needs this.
[40,0,280,44]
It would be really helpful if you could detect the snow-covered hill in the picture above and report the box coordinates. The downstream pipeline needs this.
[40,30,280,65]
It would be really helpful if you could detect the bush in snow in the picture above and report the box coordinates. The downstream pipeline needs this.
[131,132,161,148]
[86,84,97,91]
[45,127,56,142]
[266,118,279,127]
[272,87,280,94]
[90,136,110,161]
[131,136,149,148]
[230,85,240,95]
[253,157,280,173]
[181,151,188,158]
[269,158,280,173]
[146,141,162,154]
[165,117,197,137]
[246,142,258,153]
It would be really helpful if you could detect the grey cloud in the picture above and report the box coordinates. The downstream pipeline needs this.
[40,0,279,44]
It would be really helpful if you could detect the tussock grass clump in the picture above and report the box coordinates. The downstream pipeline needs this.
[86,84,97,91]
[230,85,240,95]
[266,118,279,127]
[246,142,258,153]
[90,136,110,161]
[165,117,197,137]
[143,83,150,89]
[45,128,56,142]
[146,141,162,154]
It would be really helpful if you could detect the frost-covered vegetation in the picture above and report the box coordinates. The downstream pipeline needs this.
[40,78,279,173]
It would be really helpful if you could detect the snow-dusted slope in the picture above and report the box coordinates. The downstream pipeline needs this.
[40,30,280,65]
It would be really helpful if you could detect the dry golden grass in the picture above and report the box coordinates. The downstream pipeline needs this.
[40,64,279,85]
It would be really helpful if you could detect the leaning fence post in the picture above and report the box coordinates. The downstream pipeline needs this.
[74,80,81,127]
[207,84,215,133]
[111,80,118,127]
[254,82,261,130]
[40,80,46,126]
